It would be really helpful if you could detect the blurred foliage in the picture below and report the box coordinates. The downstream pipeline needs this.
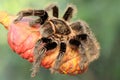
[0,0,120,80]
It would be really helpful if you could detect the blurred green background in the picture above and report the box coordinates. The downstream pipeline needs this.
[0,0,120,80]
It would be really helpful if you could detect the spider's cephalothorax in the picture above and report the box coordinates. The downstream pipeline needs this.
[14,4,100,77]
[40,19,71,37]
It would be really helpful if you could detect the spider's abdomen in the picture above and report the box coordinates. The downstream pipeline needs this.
[50,19,71,35]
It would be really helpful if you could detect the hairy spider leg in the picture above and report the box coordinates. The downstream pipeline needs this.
[82,34,100,62]
[69,34,88,70]
[31,37,51,77]
[51,42,66,73]
[63,6,74,21]
[14,10,48,25]
[34,38,52,58]
[31,38,57,77]
[70,21,83,32]
[77,34,89,70]
[45,4,59,18]
[69,21,90,70]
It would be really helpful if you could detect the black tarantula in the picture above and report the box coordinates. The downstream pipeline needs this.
[14,4,100,77]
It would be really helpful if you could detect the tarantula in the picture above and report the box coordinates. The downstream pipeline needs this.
[14,4,100,77]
